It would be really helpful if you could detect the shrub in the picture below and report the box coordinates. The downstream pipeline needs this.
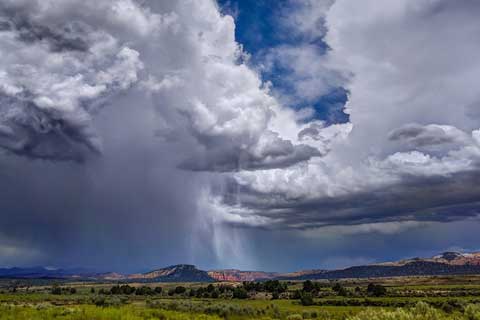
[211,290,219,299]
[367,283,387,297]
[136,286,154,296]
[233,287,248,299]
[51,286,62,295]
[300,292,314,306]
[175,286,187,295]
[303,280,314,292]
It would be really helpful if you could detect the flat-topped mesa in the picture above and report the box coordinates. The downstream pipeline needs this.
[208,270,278,282]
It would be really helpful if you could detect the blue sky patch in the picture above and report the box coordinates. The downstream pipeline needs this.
[219,0,349,125]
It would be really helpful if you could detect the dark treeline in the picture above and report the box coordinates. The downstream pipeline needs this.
[48,280,387,307]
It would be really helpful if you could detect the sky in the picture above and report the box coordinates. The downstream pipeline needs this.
[1,0,480,273]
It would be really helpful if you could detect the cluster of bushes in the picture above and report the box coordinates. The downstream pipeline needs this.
[367,283,387,297]
[188,284,233,299]
[50,286,76,295]
[99,283,251,300]
[147,300,283,319]
[242,280,288,293]
[291,281,387,305]
[220,280,288,300]
[329,282,388,297]
[95,283,258,300]
[98,285,162,296]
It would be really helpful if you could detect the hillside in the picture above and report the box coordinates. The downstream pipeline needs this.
[4,252,480,282]
[127,264,213,282]
[280,252,480,280]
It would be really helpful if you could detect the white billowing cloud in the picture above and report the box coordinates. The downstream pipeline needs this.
[0,0,145,161]
[259,0,344,106]
[279,0,334,42]
[211,0,480,233]
[133,1,326,172]
[0,0,323,170]
[261,44,345,104]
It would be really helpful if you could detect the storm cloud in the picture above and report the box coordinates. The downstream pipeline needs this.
[211,0,480,238]
[2,0,480,272]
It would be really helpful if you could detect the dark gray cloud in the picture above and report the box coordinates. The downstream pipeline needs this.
[218,170,480,231]
[180,138,320,172]
[0,5,89,53]
[0,94,216,272]
[389,123,469,148]
[0,94,100,162]
[298,125,323,141]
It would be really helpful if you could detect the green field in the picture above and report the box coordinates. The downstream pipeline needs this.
[3,275,480,319]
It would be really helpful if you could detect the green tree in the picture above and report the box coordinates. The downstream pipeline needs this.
[51,286,62,295]
[367,283,387,297]
[300,292,314,306]
[303,280,314,292]
[174,286,186,295]
[232,287,248,299]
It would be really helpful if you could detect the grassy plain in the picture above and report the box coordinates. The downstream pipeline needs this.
[2,275,480,319]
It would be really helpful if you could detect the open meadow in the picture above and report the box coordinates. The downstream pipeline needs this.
[3,276,480,319]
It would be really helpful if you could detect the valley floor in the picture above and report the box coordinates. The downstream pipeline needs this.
[3,275,480,319]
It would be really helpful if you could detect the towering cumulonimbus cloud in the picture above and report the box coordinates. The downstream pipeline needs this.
[0,0,336,269]
[2,0,480,271]
[0,0,323,169]
[210,0,480,236]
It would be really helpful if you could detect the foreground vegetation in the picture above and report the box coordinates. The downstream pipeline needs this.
[2,302,480,320]
[3,275,480,319]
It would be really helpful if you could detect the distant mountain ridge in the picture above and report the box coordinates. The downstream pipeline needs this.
[277,252,480,280]
[3,251,480,282]
[0,266,97,279]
